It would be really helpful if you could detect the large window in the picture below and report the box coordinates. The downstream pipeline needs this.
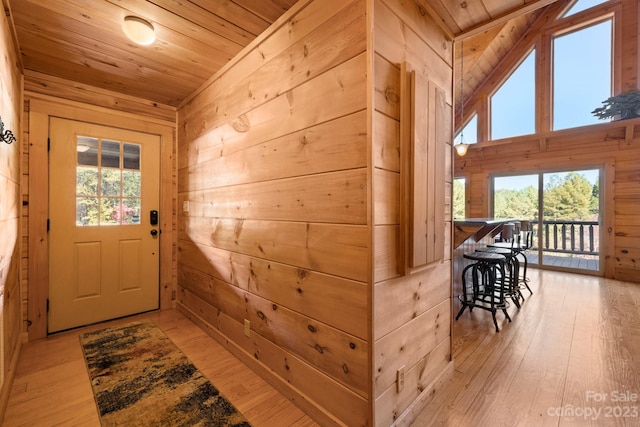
[461,0,616,142]
[553,19,612,130]
[490,50,536,140]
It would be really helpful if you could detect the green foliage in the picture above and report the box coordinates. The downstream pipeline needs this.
[76,167,141,225]
[77,167,99,225]
[101,169,121,196]
[493,172,598,222]
[494,185,538,220]
[543,172,596,220]
[123,171,141,197]
[592,90,640,121]
[590,180,599,216]
[453,179,465,218]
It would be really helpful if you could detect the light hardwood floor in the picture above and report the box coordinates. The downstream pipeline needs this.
[4,269,640,426]
[412,269,640,427]
[3,309,319,427]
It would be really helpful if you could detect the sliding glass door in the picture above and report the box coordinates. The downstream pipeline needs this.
[541,170,600,271]
[492,168,601,274]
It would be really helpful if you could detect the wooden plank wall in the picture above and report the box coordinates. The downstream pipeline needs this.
[176,1,371,425]
[20,101,28,336]
[371,1,454,426]
[23,70,176,123]
[456,120,640,283]
[0,4,24,422]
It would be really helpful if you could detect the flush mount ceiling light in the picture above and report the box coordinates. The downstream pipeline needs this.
[123,16,156,45]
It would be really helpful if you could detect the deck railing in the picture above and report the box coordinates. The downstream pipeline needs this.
[533,220,599,255]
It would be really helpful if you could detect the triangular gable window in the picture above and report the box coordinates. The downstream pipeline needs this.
[490,50,535,140]
[562,0,607,17]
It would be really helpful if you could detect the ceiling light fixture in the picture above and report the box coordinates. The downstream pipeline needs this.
[455,142,469,156]
[123,16,156,46]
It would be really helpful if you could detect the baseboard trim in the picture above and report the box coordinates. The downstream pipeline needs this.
[177,302,348,427]
[392,360,455,427]
[0,336,23,425]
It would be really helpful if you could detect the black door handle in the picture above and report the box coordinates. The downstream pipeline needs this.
[150,229,158,236]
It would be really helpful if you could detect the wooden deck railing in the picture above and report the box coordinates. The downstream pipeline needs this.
[533,220,599,255]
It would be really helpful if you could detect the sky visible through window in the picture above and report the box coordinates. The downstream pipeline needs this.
[553,19,612,130]
[491,50,536,140]
[455,0,612,143]
[564,0,607,16]
[454,114,477,145]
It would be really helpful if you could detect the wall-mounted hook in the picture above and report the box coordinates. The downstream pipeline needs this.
[1,118,16,144]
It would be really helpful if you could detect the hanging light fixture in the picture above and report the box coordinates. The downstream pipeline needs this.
[455,140,469,156]
[455,39,469,157]
[123,16,156,46]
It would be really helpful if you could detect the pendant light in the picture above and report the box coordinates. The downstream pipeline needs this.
[455,39,469,156]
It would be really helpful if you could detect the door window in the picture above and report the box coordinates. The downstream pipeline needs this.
[76,136,141,226]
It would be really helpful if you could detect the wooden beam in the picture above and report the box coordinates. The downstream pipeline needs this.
[413,0,455,40]
[625,123,634,142]
[455,0,562,41]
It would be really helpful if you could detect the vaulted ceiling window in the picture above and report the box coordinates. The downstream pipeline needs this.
[490,50,536,140]
[553,19,613,130]
[563,0,608,17]
[465,0,617,143]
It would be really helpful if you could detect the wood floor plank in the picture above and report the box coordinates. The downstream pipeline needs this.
[4,309,319,427]
[5,269,639,427]
[412,269,640,427]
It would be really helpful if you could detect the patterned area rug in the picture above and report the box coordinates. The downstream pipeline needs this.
[79,320,251,426]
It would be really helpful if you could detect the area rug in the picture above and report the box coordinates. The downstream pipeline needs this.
[79,320,251,426]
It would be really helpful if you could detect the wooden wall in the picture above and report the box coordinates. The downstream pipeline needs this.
[371,1,453,426]
[456,119,640,283]
[177,1,370,425]
[177,0,456,424]
[0,2,24,422]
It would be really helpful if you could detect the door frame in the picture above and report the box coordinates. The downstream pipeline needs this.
[27,97,176,340]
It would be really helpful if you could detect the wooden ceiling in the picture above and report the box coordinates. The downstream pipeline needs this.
[8,0,564,108]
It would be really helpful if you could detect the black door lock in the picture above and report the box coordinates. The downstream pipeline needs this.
[150,210,158,225]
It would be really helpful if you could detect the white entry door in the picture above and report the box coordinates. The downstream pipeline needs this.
[48,118,160,333]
